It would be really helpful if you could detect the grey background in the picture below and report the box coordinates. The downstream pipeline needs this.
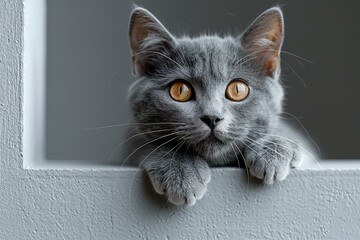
[45,0,360,162]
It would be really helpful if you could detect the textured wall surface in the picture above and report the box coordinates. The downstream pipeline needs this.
[1,1,360,239]
[1,169,360,239]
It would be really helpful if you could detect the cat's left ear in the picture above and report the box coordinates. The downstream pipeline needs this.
[241,7,284,77]
[129,7,175,76]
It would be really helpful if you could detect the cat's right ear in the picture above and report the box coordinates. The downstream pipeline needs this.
[240,7,284,77]
[129,7,175,76]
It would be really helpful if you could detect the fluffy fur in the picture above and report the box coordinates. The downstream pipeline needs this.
[125,7,305,206]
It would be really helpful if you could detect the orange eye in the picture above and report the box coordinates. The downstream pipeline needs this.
[169,81,192,102]
[226,80,249,101]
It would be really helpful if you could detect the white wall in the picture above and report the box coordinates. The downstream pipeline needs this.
[0,0,360,239]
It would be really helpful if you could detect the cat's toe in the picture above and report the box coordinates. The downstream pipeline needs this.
[246,140,293,184]
[167,184,207,206]
[290,146,304,168]
[263,168,276,184]
[274,166,290,182]
[248,161,266,180]
[147,158,211,206]
[195,159,211,184]
[166,182,207,206]
[147,173,166,195]
[169,173,208,206]
[249,162,290,184]
[167,193,186,206]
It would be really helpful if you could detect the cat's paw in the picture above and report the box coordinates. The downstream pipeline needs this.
[146,159,211,206]
[245,138,303,184]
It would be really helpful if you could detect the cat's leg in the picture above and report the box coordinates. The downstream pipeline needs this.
[143,146,211,206]
[244,136,303,184]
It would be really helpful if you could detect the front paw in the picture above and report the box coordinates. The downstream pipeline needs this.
[146,158,211,206]
[245,138,302,184]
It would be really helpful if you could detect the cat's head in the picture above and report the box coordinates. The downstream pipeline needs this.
[127,7,285,164]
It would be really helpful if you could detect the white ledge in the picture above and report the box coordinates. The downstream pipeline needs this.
[22,159,360,171]
[1,167,360,239]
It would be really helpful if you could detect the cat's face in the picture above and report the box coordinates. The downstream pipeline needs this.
[128,7,285,164]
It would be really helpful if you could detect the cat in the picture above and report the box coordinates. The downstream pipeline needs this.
[125,6,310,206]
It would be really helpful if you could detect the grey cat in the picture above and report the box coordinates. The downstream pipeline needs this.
[126,6,307,206]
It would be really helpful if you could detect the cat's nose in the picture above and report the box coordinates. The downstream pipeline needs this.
[200,115,224,130]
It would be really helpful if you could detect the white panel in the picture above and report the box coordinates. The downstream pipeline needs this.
[23,0,47,168]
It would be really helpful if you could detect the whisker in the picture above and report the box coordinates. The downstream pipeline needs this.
[238,138,272,167]
[120,131,179,168]
[245,136,310,189]
[183,141,192,157]
[112,132,180,197]
[281,50,314,64]
[246,136,313,189]
[230,47,314,80]
[128,138,186,209]
[278,115,303,120]
[230,52,267,79]
[123,125,145,140]
[107,128,176,165]
[282,60,307,88]
[106,48,170,86]
[225,12,242,26]
[169,140,187,166]
[232,142,250,189]
[83,122,185,131]
[230,142,247,183]
[135,50,184,69]
[281,111,321,155]
[171,140,187,160]
[253,136,325,175]
[139,137,179,169]
[126,137,179,208]
[107,64,122,86]
[246,136,288,159]
[160,140,186,162]
[220,151,229,164]
[251,131,322,169]
[294,58,306,68]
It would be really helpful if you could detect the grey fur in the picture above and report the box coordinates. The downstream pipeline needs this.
[126,7,305,205]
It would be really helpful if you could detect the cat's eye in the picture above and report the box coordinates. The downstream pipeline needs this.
[169,81,193,102]
[225,80,249,101]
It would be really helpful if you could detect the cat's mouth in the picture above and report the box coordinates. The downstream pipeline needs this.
[187,125,232,146]
[195,133,232,161]
[204,131,226,144]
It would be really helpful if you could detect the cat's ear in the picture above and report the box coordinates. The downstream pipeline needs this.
[129,7,175,76]
[241,7,284,77]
